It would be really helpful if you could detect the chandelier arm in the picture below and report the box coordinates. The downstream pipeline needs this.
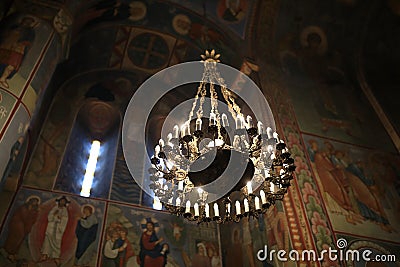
[188,81,205,122]
[196,81,207,119]
[214,67,242,120]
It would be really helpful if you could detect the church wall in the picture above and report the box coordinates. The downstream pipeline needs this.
[243,0,400,266]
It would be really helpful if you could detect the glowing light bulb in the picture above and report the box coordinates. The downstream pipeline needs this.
[196,118,202,131]
[222,113,229,127]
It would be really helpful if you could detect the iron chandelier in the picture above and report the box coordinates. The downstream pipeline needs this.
[149,50,295,224]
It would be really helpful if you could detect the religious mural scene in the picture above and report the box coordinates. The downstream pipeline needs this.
[304,134,400,241]
[221,203,294,267]
[101,204,222,267]
[0,188,105,266]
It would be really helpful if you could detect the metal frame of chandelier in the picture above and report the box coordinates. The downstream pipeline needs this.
[149,50,295,224]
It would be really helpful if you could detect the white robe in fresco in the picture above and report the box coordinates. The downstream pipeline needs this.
[41,205,68,258]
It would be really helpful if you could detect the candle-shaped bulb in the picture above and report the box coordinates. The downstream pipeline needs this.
[209,112,216,126]
[153,197,162,210]
[167,133,172,143]
[255,196,260,210]
[236,114,244,129]
[235,201,241,215]
[159,139,165,147]
[270,183,276,193]
[260,190,267,204]
[205,203,210,217]
[198,187,203,196]
[257,121,264,135]
[222,113,229,127]
[173,125,179,138]
[246,115,253,128]
[185,200,191,213]
[178,181,184,191]
[246,181,253,194]
[155,145,160,156]
[244,198,249,213]
[267,127,273,138]
[181,123,190,137]
[176,197,181,206]
[273,132,279,141]
[214,203,219,217]
[194,203,199,217]
[196,118,202,131]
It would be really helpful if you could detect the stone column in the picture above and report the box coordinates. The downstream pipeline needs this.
[0,2,72,191]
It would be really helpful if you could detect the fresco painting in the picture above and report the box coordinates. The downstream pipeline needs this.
[101,203,222,267]
[303,134,400,242]
[30,34,61,96]
[23,88,77,190]
[24,73,136,192]
[0,89,16,130]
[110,138,142,205]
[168,0,253,39]
[54,101,120,199]
[0,15,54,96]
[275,18,395,152]
[0,15,37,91]
[76,0,237,65]
[220,203,294,267]
[0,188,106,267]
[0,104,29,191]
[123,29,176,72]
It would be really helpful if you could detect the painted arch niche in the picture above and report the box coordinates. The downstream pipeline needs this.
[55,100,120,198]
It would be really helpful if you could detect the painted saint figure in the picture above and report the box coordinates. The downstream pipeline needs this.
[2,195,40,262]
[192,242,211,267]
[102,229,125,267]
[40,196,70,264]
[138,221,169,267]
[114,228,134,267]
[0,16,37,89]
[1,136,24,191]
[75,205,98,266]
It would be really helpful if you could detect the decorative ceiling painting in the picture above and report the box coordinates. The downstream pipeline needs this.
[75,0,240,66]
[273,0,397,152]
[167,0,254,39]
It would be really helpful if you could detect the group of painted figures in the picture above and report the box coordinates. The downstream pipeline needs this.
[0,194,173,267]
[102,219,169,267]
[307,139,400,231]
[1,195,98,266]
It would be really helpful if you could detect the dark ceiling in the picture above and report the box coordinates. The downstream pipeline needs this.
[3,0,398,144]
[70,0,400,139]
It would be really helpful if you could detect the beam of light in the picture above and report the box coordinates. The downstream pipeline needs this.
[80,140,101,197]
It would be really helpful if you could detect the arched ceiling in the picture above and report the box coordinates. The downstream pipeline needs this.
[18,0,398,139]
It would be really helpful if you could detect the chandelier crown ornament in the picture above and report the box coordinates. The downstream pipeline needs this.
[149,50,295,224]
